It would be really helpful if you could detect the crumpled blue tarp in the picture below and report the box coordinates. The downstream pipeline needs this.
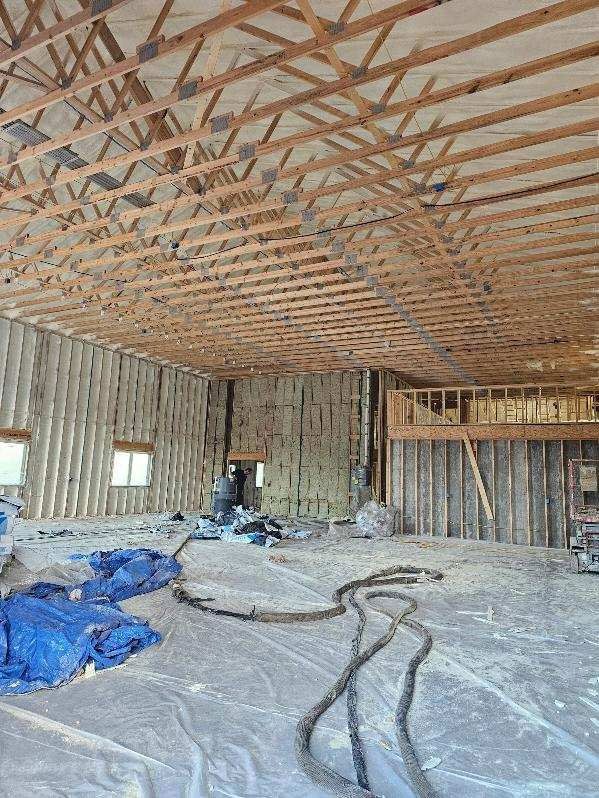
[0,593,160,695]
[0,547,181,695]
[24,548,181,603]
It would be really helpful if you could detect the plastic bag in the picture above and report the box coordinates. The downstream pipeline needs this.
[355,501,395,538]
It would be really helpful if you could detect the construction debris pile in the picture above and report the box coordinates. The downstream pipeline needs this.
[192,506,311,547]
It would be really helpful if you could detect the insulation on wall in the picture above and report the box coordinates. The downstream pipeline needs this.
[390,437,599,549]
[0,318,209,518]
[203,372,364,518]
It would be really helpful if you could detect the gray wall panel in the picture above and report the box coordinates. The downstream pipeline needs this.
[391,434,598,549]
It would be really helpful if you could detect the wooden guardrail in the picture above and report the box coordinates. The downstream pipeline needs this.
[388,384,599,427]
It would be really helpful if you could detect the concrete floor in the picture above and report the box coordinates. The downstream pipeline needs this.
[1,515,599,797]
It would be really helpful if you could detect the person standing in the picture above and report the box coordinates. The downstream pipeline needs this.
[233,466,252,507]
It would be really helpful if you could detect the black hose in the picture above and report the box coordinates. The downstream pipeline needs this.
[174,563,443,797]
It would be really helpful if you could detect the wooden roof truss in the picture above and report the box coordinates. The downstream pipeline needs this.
[0,0,596,386]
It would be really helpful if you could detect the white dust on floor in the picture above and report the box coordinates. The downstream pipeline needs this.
[1,516,598,798]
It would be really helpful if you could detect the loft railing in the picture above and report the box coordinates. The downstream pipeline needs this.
[388,384,599,427]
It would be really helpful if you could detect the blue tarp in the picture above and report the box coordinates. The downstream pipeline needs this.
[0,594,160,695]
[25,548,182,603]
[0,547,181,695]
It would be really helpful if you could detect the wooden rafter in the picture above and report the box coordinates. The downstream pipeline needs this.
[0,0,595,383]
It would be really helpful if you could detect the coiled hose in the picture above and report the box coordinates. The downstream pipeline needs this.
[173,563,443,798]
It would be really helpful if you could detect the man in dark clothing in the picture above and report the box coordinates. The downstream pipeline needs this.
[233,467,252,507]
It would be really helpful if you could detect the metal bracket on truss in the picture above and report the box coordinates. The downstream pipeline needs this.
[137,36,165,64]
[261,168,278,185]
[178,80,198,101]
[301,208,316,222]
[238,141,257,162]
[91,0,112,15]
[210,112,234,134]
[327,21,345,35]
[372,102,386,114]
[283,190,298,204]
[351,65,366,79]
[10,38,20,51]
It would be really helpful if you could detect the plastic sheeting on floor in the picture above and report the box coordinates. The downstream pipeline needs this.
[1,526,598,797]
[0,548,181,695]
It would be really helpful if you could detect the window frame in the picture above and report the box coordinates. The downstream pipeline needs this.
[110,448,152,488]
[0,438,28,486]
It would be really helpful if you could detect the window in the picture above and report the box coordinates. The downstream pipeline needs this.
[255,462,265,488]
[111,450,151,487]
[0,440,27,485]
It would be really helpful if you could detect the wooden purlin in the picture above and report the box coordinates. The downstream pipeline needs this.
[24,1,314,370]
[8,221,597,311]
[0,4,582,228]
[0,4,174,292]
[0,0,135,70]
[7,201,596,321]
[3,96,595,281]
[0,0,596,383]
[0,0,450,183]
[0,42,598,234]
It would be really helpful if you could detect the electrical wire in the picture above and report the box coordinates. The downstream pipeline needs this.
[178,210,410,263]
[425,172,599,209]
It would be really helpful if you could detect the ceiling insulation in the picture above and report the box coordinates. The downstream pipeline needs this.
[0,0,596,386]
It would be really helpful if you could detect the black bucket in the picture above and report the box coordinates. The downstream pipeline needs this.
[212,476,236,515]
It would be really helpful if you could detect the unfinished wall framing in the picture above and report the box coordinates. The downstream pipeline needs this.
[0,317,208,518]
[389,436,599,548]
[203,372,366,518]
